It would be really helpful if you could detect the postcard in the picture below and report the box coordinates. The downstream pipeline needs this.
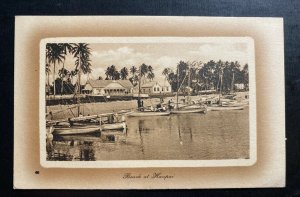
[40,37,256,168]
[14,16,285,189]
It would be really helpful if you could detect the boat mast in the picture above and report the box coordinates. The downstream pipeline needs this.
[231,71,235,94]
[77,51,81,116]
[188,63,191,88]
[188,63,191,104]
[53,61,56,99]
[218,68,223,104]
[176,64,179,109]
[138,65,141,99]
[45,54,48,114]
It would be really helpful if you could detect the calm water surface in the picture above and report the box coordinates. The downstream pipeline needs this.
[47,107,249,161]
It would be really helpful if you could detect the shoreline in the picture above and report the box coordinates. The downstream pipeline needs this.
[47,92,249,120]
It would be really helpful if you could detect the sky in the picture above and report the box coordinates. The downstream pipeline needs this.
[52,42,250,84]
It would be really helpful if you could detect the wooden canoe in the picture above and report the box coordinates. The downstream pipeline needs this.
[127,111,170,117]
[53,135,102,142]
[52,125,101,136]
[100,122,126,131]
[170,108,207,114]
[179,104,206,110]
[207,106,244,111]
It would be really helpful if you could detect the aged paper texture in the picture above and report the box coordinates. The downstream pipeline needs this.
[14,16,285,189]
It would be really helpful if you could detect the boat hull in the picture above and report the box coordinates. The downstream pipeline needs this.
[208,106,244,111]
[52,126,101,135]
[100,122,126,131]
[128,111,170,117]
[170,108,207,114]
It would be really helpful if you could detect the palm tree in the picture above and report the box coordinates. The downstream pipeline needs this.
[109,65,117,80]
[45,45,51,88]
[129,66,138,85]
[167,71,177,91]
[120,67,129,80]
[147,65,153,73]
[105,66,111,79]
[147,72,155,81]
[114,71,120,80]
[147,65,155,81]
[130,66,137,76]
[214,60,225,91]
[140,63,149,77]
[58,68,70,80]
[162,68,171,82]
[242,64,249,90]
[46,43,65,98]
[58,43,73,95]
[110,65,117,79]
[105,65,122,80]
[177,61,189,88]
[45,63,51,96]
[71,43,92,94]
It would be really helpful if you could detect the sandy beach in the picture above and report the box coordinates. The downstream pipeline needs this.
[46,91,249,120]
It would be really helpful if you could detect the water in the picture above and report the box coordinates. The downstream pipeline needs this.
[46,107,249,161]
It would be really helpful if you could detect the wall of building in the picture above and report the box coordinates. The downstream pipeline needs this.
[92,88,105,95]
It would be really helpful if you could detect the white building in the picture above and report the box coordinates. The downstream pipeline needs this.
[84,79,133,96]
[234,83,245,90]
[139,81,172,95]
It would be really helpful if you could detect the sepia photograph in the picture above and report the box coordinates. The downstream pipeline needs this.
[40,37,256,168]
[14,16,285,189]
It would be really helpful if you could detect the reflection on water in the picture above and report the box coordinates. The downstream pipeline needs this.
[47,138,96,161]
[47,107,249,161]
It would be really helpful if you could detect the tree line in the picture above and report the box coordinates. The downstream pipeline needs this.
[45,43,157,96]
[100,60,249,94]
[45,43,92,96]
[45,43,249,96]
[162,60,249,93]
[102,63,155,85]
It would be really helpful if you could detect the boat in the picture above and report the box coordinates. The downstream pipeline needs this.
[128,65,171,118]
[52,121,126,135]
[207,106,244,111]
[179,103,206,110]
[100,122,126,131]
[127,111,170,117]
[220,102,245,107]
[47,121,71,127]
[52,125,101,136]
[53,135,102,142]
[170,108,207,114]
[204,63,245,112]
[69,109,132,122]
[170,63,208,114]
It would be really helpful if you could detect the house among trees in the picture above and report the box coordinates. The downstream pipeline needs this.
[139,81,172,95]
[84,79,133,96]
[234,83,245,90]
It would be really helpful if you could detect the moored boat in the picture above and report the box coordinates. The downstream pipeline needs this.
[100,122,126,131]
[52,125,101,135]
[170,107,207,114]
[221,103,245,107]
[207,106,244,111]
[127,111,170,117]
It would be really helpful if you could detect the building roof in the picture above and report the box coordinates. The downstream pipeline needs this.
[141,81,158,88]
[160,80,171,87]
[87,79,133,89]
[141,80,171,88]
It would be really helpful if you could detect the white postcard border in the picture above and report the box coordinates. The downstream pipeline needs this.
[39,37,256,168]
